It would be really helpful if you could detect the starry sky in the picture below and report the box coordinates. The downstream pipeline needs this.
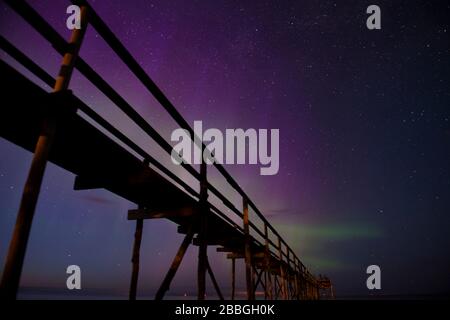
[0,0,449,298]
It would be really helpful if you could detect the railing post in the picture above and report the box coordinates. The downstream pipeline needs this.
[243,197,254,300]
[0,6,88,299]
[197,161,208,300]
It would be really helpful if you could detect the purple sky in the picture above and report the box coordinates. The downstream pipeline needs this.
[1,0,450,298]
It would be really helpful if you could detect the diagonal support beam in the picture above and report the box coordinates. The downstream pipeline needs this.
[253,267,264,294]
[155,227,194,300]
[275,276,282,299]
[206,259,224,300]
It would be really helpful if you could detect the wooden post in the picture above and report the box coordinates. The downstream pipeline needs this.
[306,280,309,299]
[277,237,286,300]
[294,259,299,300]
[243,197,254,300]
[273,275,277,299]
[129,218,143,300]
[129,159,149,300]
[155,228,194,300]
[286,248,291,299]
[231,257,235,300]
[298,267,302,300]
[197,161,208,300]
[264,268,267,300]
[0,6,88,299]
[264,224,272,299]
[274,275,280,299]
[300,265,305,299]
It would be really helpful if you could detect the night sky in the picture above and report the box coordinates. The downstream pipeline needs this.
[0,0,449,298]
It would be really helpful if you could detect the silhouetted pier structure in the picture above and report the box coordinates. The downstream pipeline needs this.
[0,0,333,300]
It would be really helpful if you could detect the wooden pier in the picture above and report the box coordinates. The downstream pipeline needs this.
[0,0,333,300]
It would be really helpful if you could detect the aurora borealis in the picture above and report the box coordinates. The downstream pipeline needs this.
[0,0,450,298]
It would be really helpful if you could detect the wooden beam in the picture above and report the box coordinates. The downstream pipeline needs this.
[155,227,194,300]
[231,257,235,300]
[277,237,287,300]
[197,161,208,300]
[253,268,264,293]
[177,225,191,234]
[217,247,237,253]
[193,237,225,246]
[206,259,224,300]
[293,261,299,300]
[129,218,143,300]
[243,197,254,300]
[128,207,194,220]
[0,5,88,299]
[73,175,104,190]
[286,248,291,300]
[264,224,272,299]
[129,159,148,301]
[274,276,281,300]
[226,252,265,259]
